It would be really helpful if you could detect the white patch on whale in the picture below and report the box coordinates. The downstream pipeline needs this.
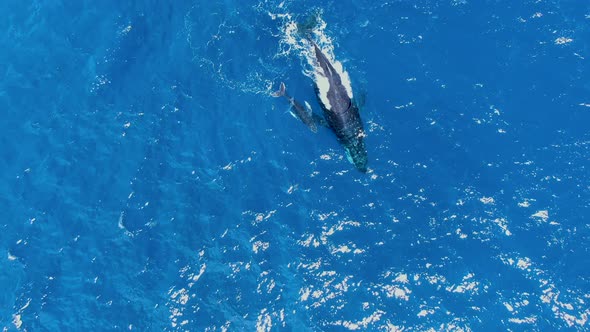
[311,49,354,112]
[314,67,332,110]
[345,148,354,164]
[332,61,353,99]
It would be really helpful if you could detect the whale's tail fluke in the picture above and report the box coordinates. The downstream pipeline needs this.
[271,82,286,98]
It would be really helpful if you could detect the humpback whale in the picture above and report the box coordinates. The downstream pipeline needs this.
[272,82,321,133]
[308,39,368,172]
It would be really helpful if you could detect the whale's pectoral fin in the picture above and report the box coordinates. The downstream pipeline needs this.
[304,101,313,115]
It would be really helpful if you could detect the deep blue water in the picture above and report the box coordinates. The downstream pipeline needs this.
[2,0,589,331]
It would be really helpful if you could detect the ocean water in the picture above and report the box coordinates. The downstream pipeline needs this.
[2,0,589,331]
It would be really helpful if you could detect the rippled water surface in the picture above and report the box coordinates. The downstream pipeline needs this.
[1,1,589,330]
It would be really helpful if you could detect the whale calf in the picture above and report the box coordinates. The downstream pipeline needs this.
[309,39,368,172]
[272,82,321,133]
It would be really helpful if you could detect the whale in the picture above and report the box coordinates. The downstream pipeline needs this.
[308,39,368,172]
[272,82,324,133]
